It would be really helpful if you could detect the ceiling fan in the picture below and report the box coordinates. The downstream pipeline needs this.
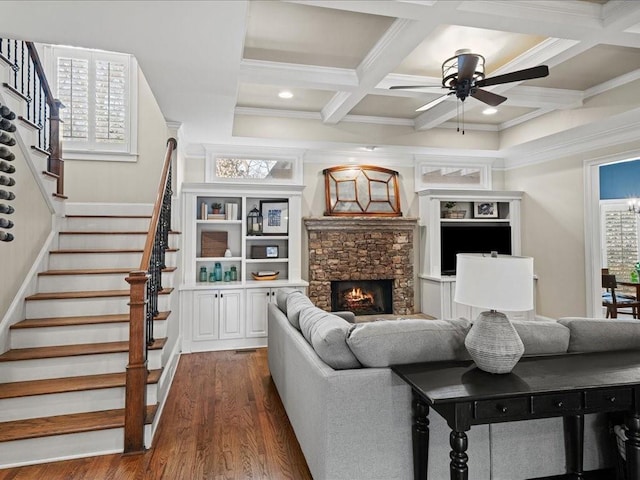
[390,49,549,116]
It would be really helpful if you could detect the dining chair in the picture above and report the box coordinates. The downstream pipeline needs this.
[602,273,640,319]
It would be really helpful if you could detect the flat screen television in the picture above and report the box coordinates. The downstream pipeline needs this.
[440,224,512,275]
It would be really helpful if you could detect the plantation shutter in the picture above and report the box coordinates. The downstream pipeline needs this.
[95,60,126,143]
[57,57,89,140]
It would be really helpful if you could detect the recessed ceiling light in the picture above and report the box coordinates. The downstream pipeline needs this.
[278,90,294,99]
[363,146,377,152]
[482,107,498,115]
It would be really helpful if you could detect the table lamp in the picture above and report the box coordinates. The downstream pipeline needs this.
[454,252,534,374]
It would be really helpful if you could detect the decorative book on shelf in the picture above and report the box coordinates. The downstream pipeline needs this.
[201,231,228,257]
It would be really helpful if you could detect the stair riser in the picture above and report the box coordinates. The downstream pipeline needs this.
[48,251,177,270]
[0,350,163,383]
[38,271,175,293]
[11,320,168,348]
[0,424,152,469]
[25,294,172,319]
[0,385,158,422]
[58,233,179,250]
[61,217,151,232]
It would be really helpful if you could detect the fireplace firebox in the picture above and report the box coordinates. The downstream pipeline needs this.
[331,280,393,316]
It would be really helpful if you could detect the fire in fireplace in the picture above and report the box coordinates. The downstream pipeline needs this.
[331,280,393,316]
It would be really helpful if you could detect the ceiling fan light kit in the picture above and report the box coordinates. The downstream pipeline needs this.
[390,48,549,134]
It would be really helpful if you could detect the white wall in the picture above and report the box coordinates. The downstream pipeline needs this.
[0,137,51,326]
[63,69,169,203]
[505,139,640,318]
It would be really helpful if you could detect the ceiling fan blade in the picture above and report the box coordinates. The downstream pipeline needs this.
[457,54,479,80]
[389,85,442,90]
[415,93,451,112]
[476,65,549,88]
[471,89,507,107]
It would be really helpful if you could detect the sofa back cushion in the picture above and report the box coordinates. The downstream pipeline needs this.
[276,287,300,315]
[558,317,640,352]
[298,306,361,370]
[511,320,570,355]
[346,318,471,367]
[286,292,315,330]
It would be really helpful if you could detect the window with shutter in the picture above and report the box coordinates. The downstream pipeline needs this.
[47,46,138,161]
[602,203,639,284]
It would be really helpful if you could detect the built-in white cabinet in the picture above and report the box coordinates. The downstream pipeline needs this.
[180,183,308,352]
[245,286,306,338]
[417,189,534,319]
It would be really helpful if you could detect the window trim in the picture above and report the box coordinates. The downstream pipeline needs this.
[44,44,138,162]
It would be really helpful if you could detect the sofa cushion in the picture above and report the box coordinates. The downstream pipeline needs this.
[286,293,315,330]
[511,320,570,355]
[346,318,471,367]
[298,306,361,370]
[558,317,640,353]
[276,287,300,315]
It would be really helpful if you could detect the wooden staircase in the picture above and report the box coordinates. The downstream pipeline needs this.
[0,213,179,468]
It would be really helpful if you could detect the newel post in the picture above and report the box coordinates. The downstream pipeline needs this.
[49,99,64,196]
[124,270,149,454]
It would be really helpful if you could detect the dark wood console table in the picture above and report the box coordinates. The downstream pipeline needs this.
[391,350,640,480]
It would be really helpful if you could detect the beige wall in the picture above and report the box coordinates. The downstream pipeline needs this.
[0,143,51,324]
[505,140,640,318]
[63,69,168,203]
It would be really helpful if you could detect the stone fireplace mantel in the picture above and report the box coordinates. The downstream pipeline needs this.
[304,216,418,315]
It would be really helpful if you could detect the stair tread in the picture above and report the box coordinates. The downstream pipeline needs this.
[11,311,171,329]
[0,338,167,362]
[26,287,173,301]
[0,369,162,399]
[39,266,177,276]
[0,405,157,442]
[50,248,179,254]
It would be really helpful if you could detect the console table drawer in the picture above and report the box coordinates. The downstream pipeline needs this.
[585,388,633,409]
[474,397,529,420]
[532,393,581,415]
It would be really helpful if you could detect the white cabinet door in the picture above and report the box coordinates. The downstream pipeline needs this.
[219,289,244,339]
[193,291,219,341]
[245,287,273,338]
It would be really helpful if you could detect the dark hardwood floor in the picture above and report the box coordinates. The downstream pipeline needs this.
[0,349,312,480]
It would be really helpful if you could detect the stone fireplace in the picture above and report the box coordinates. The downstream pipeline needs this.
[304,217,417,315]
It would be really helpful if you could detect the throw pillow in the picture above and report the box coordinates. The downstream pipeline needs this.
[511,320,570,355]
[298,306,361,370]
[275,287,300,315]
[286,293,314,330]
[558,317,640,352]
[346,318,471,367]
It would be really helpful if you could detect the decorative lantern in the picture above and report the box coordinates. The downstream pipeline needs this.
[247,204,263,235]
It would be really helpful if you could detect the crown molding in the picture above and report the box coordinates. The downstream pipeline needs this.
[239,59,357,90]
[503,108,640,169]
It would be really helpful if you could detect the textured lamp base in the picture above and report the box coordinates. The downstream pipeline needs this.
[464,310,524,374]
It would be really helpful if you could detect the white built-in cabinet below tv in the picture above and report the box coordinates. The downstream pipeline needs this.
[417,189,535,320]
[180,183,307,352]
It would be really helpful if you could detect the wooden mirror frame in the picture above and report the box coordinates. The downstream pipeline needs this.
[323,165,401,217]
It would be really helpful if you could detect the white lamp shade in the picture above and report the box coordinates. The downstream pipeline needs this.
[454,253,534,311]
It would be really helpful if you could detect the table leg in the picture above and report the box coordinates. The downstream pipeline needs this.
[563,414,584,479]
[625,411,640,480]
[412,392,429,480]
[449,430,468,480]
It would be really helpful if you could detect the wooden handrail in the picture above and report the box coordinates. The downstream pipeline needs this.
[124,137,176,454]
[25,42,56,107]
[139,137,177,270]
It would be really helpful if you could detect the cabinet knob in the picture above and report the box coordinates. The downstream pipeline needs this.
[608,396,616,403]
[266,292,270,297]
[220,293,224,298]
[497,405,508,413]
[555,401,564,408]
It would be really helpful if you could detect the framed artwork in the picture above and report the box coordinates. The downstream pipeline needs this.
[251,245,279,259]
[260,200,289,235]
[474,202,498,218]
[323,165,401,216]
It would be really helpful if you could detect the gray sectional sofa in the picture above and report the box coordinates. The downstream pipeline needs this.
[267,289,633,480]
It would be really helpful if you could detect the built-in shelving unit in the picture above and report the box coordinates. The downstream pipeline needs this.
[417,189,533,320]
[180,183,307,352]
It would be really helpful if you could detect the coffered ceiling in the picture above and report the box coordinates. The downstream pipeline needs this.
[3,1,640,162]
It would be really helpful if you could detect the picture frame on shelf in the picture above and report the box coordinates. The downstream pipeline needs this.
[251,245,279,259]
[260,200,288,235]
[473,202,498,218]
